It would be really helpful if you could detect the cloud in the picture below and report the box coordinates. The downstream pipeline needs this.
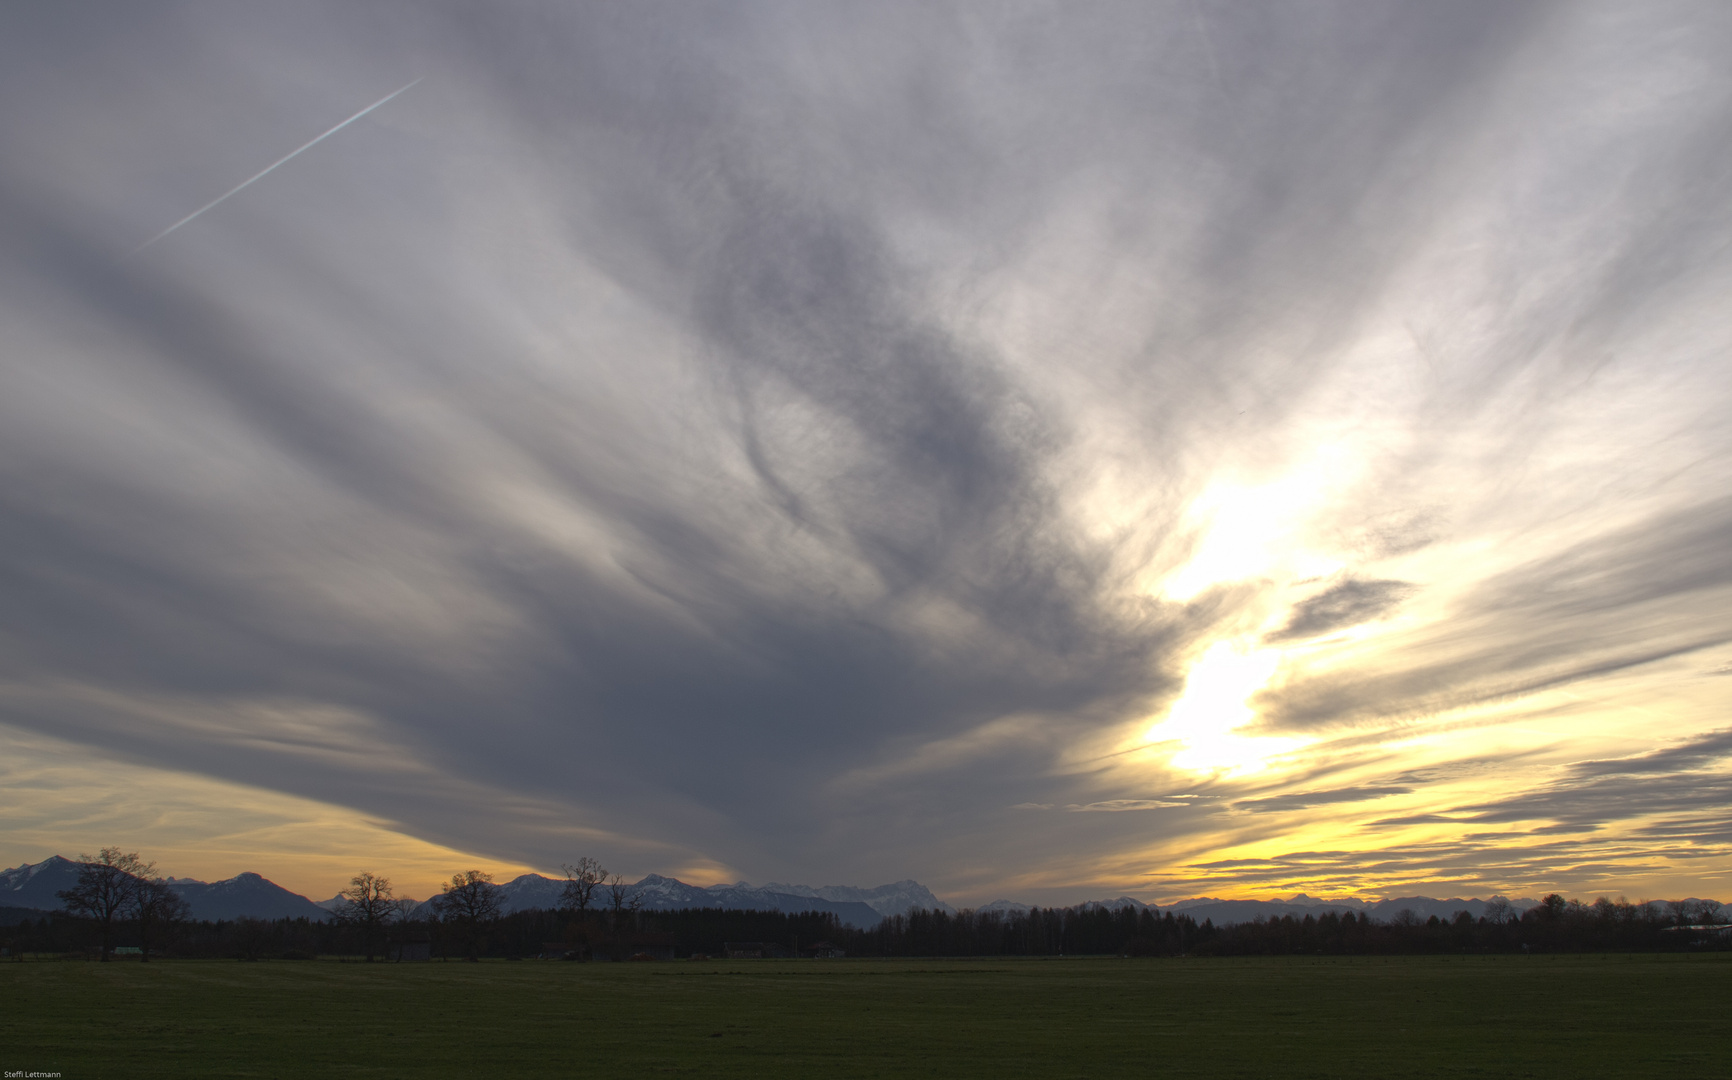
[1257,497,1732,734]
[1159,731,1732,896]
[1395,728,1732,830]
[1063,797,1228,813]
[1152,824,1732,898]
[1266,579,1414,642]
[1567,728,1732,778]
[0,1,1730,901]
[1234,786,1413,813]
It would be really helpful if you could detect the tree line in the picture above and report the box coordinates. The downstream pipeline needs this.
[844,895,1730,957]
[14,849,1728,961]
[10,852,675,962]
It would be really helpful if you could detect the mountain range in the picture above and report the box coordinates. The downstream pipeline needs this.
[374,874,947,929]
[6,857,1718,928]
[0,857,329,922]
[1,858,945,929]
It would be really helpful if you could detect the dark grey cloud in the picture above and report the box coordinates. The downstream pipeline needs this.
[1235,786,1412,814]
[1266,579,1413,642]
[1568,728,1732,778]
[1258,496,1732,734]
[2,0,1730,897]
[1379,728,1732,831]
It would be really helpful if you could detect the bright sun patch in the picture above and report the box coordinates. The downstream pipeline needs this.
[1161,473,1344,602]
[1145,641,1301,775]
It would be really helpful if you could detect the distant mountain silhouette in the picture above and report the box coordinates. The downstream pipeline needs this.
[0,861,905,927]
[167,872,330,921]
[631,875,888,927]
[10,856,1710,929]
[0,856,84,911]
[758,879,954,916]
[978,898,1032,913]
[1,857,329,922]
[403,873,892,928]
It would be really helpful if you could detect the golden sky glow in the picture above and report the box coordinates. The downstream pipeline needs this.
[3,3,1731,908]
[0,725,537,900]
[1141,642,1296,776]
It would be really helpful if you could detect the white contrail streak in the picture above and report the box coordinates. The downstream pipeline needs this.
[130,78,422,255]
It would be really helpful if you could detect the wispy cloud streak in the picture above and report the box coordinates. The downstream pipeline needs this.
[0,1,1729,902]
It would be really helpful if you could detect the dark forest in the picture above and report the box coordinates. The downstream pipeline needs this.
[5,893,1727,961]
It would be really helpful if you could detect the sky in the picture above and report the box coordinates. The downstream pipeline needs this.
[3,0,1731,906]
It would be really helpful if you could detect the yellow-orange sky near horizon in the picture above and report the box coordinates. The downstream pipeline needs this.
[4,3,1732,910]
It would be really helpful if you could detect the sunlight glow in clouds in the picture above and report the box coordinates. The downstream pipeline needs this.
[1144,642,1300,776]
[1159,467,1348,604]
[2,2,1731,907]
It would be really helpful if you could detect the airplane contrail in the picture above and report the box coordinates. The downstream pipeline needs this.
[130,78,422,255]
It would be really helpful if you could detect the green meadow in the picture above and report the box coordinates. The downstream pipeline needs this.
[3,954,1726,1078]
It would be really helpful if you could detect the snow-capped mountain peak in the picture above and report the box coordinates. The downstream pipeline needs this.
[758,879,954,916]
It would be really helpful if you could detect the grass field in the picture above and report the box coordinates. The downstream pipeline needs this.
[3,953,1727,1078]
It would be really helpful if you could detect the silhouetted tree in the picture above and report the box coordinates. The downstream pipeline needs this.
[11,887,1724,962]
[57,848,149,961]
[561,858,607,919]
[333,871,397,962]
[606,873,640,934]
[132,876,190,962]
[434,870,501,960]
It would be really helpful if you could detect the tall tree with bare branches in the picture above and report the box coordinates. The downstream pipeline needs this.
[605,873,640,935]
[57,848,149,962]
[433,870,501,961]
[334,871,397,962]
[560,858,607,919]
[132,876,190,962]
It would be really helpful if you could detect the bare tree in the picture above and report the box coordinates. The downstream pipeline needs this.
[57,848,150,961]
[132,877,190,962]
[605,873,640,934]
[334,871,397,962]
[433,870,502,961]
[561,858,607,918]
